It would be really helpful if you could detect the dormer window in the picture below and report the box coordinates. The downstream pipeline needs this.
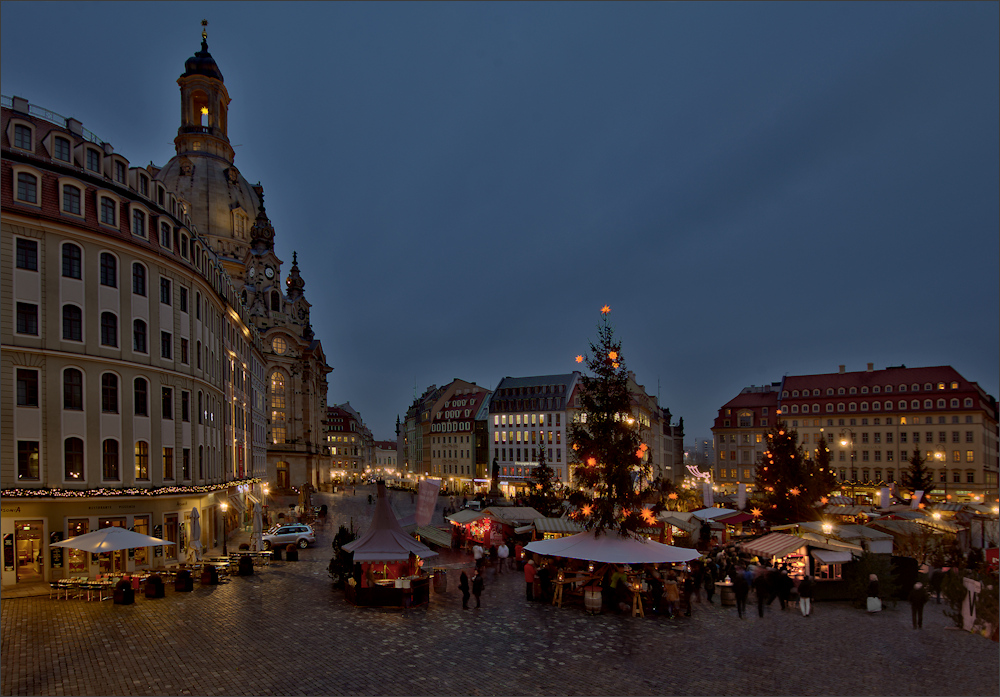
[86,148,101,172]
[139,175,149,197]
[114,161,126,184]
[861,386,868,394]
[13,123,33,150]
[160,221,171,248]
[132,209,146,238]
[53,136,71,162]
[849,387,857,395]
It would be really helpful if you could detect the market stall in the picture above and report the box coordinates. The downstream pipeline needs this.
[342,482,437,608]
[532,517,584,540]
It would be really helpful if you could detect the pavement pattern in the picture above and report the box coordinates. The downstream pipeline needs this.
[2,486,998,696]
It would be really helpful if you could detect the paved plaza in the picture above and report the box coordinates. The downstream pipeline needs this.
[2,487,997,696]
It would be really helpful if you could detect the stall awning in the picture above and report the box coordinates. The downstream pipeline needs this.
[533,517,584,535]
[410,525,452,549]
[717,512,753,525]
[811,549,853,564]
[741,533,808,560]
[515,525,535,535]
[446,509,486,525]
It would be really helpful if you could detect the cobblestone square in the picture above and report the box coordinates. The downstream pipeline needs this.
[3,489,997,696]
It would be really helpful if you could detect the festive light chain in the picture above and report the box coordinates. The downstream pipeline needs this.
[2,477,262,499]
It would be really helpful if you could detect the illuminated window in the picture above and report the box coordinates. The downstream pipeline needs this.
[135,441,149,480]
[64,437,84,480]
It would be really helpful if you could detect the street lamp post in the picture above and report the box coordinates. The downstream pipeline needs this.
[220,502,229,556]
[934,447,947,502]
[839,429,856,503]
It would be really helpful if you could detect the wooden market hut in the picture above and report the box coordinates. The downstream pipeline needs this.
[342,483,437,607]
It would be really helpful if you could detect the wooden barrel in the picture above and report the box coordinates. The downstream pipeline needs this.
[717,582,736,606]
[584,588,602,615]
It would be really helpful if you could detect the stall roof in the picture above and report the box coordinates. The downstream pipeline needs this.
[343,483,438,562]
[823,505,875,517]
[717,511,754,525]
[659,513,699,534]
[446,509,489,525]
[484,506,545,524]
[409,525,452,549]
[811,549,853,564]
[740,533,809,559]
[691,507,738,521]
[533,517,584,535]
[798,532,863,553]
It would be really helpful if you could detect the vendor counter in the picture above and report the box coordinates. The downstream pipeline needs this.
[345,575,430,608]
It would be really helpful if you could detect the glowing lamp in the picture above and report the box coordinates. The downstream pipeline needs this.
[201,107,209,115]
[601,305,611,314]
[821,522,833,534]
[575,355,584,363]
[932,512,942,520]
[587,457,597,466]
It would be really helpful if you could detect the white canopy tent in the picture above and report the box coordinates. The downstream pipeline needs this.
[524,530,701,564]
[51,526,174,553]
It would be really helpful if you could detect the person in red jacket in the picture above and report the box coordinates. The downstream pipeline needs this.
[524,558,536,601]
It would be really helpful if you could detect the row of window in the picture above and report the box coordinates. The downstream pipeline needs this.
[494,447,563,464]
[17,239,191,307]
[784,381,960,398]
[715,467,978,484]
[492,430,562,445]
[835,450,977,464]
[784,398,973,414]
[16,438,214,483]
[493,413,562,427]
[433,450,470,460]
[11,122,165,204]
[835,431,976,445]
[15,367,217,423]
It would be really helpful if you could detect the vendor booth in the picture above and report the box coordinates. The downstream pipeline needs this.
[532,517,584,540]
[446,508,509,550]
[342,483,436,608]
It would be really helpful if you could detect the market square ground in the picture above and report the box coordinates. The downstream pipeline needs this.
[2,487,997,696]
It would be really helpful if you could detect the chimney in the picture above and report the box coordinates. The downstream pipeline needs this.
[867,363,874,372]
[839,365,845,374]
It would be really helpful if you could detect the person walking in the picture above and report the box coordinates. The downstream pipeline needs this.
[867,574,882,614]
[459,570,471,610]
[753,571,771,618]
[497,542,509,574]
[909,581,929,629]
[733,566,749,619]
[473,542,485,571]
[929,567,945,604]
[488,544,499,575]
[681,572,695,617]
[472,569,484,609]
[777,568,793,610]
[703,563,716,605]
[524,558,536,601]
[797,575,814,617]
[663,572,680,618]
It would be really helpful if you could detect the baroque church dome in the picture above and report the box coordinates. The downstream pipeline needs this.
[156,30,260,266]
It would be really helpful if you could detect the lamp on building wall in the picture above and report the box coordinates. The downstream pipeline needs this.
[220,501,229,556]
[839,428,856,503]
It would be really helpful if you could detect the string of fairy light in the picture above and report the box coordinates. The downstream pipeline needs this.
[2,477,263,499]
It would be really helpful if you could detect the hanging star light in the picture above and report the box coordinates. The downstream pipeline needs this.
[789,488,801,497]
[608,351,618,360]
[641,509,656,524]
[575,355,584,363]
[820,496,829,504]
[581,504,593,516]
[668,492,678,500]
[587,457,597,467]
[612,362,619,369]
[750,507,762,517]
[535,483,543,490]
[601,305,611,314]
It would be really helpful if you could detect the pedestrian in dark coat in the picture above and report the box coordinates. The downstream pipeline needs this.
[733,568,750,619]
[472,569,484,608]
[777,569,793,610]
[703,564,716,604]
[909,582,929,629]
[682,573,695,616]
[459,571,471,610]
[753,572,771,618]
[797,575,814,617]
[929,568,945,604]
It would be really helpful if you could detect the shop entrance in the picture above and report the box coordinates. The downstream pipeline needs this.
[15,520,44,582]
[98,517,127,574]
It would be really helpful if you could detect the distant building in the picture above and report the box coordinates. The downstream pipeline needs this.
[712,364,999,504]
[374,440,398,476]
[325,402,372,484]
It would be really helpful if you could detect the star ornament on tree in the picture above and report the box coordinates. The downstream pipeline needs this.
[641,509,656,524]
[587,457,597,467]
[668,492,678,500]
[750,507,762,517]
[581,504,593,517]
[575,355,584,363]
[608,351,618,360]
[601,305,611,314]
[789,488,801,497]
[535,483,543,490]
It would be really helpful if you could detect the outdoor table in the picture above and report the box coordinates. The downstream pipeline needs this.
[715,581,735,606]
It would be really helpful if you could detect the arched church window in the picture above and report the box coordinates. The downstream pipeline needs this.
[270,291,281,312]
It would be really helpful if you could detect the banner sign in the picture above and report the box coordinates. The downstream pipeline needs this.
[416,478,442,527]
[153,525,164,557]
[737,483,747,511]
[3,534,13,571]
[879,487,891,509]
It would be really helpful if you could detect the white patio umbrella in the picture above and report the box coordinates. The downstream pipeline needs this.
[188,507,202,562]
[524,530,701,565]
[251,501,263,551]
[51,527,174,553]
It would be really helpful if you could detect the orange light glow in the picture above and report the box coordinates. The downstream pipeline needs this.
[608,351,618,360]
[668,492,678,500]
[575,355,584,363]
[587,457,597,467]
[820,497,829,504]
[641,509,655,524]
[535,483,543,490]
[612,362,619,369]
[601,305,611,314]
[581,504,593,516]
[789,488,800,497]
[750,507,762,517]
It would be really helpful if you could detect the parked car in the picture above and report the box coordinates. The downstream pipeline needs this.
[262,524,315,550]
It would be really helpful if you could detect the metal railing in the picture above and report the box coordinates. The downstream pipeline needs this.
[2,94,105,145]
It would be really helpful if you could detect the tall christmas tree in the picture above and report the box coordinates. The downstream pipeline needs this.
[568,306,653,536]
[753,421,835,523]
[902,447,935,502]
[529,443,557,516]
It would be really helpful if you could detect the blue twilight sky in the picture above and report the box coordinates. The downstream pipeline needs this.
[3,2,998,442]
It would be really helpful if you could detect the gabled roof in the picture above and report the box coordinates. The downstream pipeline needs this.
[484,506,545,524]
[342,483,437,561]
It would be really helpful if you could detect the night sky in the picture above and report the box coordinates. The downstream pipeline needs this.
[3,2,997,442]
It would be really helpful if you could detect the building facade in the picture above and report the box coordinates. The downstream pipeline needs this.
[324,402,373,484]
[712,365,999,504]
[2,93,265,586]
[154,32,332,495]
[427,379,490,494]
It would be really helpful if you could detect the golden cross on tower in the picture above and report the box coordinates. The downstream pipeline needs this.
[201,19,208,42]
